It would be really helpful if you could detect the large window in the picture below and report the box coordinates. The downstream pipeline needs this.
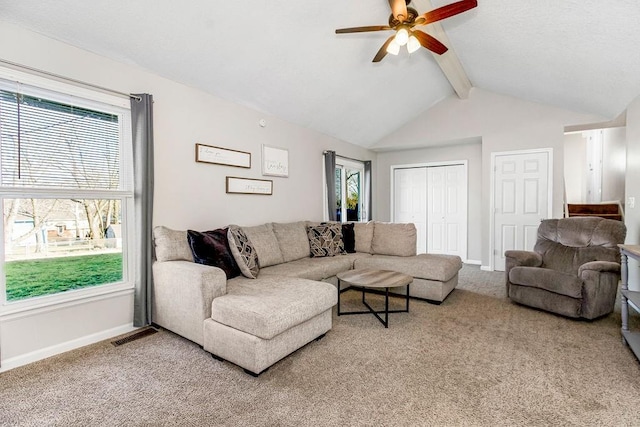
[334,159,364,222]
[0,75,133,306]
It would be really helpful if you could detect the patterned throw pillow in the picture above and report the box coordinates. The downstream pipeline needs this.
[187,229,241,279]
[307,224,345,257]
[227,225,260,279]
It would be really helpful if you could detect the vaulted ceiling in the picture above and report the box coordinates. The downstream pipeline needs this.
[1,0,639,147]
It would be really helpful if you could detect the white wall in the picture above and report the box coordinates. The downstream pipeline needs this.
[625,97,640,290]
[602,127,626,204]
[563,133,587,203]
[0,23,373,369]
[375,140,482,263]
[374,88,605,269]
[564,128,626,205]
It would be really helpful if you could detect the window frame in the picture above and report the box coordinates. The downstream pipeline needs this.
[0,67,135,313]
[335,158,365,223]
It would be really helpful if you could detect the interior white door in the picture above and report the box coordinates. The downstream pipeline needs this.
[493,151,550,271]
[427,165,467,258]
[394,168,427,253]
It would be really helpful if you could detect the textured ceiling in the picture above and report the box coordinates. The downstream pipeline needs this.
[1,0,639,147]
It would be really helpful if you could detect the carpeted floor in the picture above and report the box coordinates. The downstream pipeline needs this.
[2,265,640,426]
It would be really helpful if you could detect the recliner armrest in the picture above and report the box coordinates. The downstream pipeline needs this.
[505,250,542,267]
[578,261,620,276]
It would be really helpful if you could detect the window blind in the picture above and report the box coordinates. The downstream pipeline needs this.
[0,90,120,189]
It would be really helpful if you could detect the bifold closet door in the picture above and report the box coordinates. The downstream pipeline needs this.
[427,165,467,258]
[394,167,428,253]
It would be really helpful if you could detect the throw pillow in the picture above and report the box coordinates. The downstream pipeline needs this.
[307,224,345,257]
[187,229,241,279]
[341,223,356,253]
[227,225,260,279]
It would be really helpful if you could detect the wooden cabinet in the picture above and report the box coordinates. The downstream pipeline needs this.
[620,244,640,361]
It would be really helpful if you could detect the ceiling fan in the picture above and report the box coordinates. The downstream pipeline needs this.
[335,0,477,62]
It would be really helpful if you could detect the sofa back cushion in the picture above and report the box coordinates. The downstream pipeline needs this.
[272,221,310,262]
[371,222,417,257]
[240,223,285,267]
[153,226,193,262]
[535,217,626,276]
[354,221,374,253]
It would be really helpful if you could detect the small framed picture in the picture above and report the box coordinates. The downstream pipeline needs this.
[196,143,251,168]
[262,145,289,177]
[226,176,273,195]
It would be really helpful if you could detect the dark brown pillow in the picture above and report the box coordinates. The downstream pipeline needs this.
[342,223,356,253]
[187,228,241,279]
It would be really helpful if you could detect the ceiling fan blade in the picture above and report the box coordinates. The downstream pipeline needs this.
[335,25,392,34]
[412,30,448,55]
[373,35,396,63]
[419,0,477,25]
[388,0,408,23]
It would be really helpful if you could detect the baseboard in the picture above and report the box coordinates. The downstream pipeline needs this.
[480,265,493,272]
[0,323,135,373]
[464,259,481,265]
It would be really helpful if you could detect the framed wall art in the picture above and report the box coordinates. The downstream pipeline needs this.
[262,145,289,177]
[226,176,273,195]
[196,143,251,168]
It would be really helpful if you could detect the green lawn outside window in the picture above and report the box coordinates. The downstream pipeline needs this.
[5,253,123,301]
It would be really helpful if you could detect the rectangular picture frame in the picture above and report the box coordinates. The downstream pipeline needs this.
[226,176,273,195]
[196,143,251,168]
[262,144,289,177]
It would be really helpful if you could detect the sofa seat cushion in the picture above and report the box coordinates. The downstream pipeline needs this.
[260,256,353,281]
[509,266,583,299]
[211,276,337,340]
[354,254,462,282]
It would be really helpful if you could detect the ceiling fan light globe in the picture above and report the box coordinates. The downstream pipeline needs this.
[386,40,401,55]
[395,28,409,46]
[407,35,421,54]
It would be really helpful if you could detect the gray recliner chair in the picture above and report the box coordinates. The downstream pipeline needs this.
[505,217,626,319]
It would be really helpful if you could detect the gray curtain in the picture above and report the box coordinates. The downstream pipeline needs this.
[131,94,154,327]
[324,151,337,221]
[364,160,372,221]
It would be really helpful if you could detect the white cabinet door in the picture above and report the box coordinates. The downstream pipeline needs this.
[493,151,550,271]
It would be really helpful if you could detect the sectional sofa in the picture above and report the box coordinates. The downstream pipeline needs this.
[152,221,462,375]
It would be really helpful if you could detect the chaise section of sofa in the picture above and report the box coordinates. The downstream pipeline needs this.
[204,275,336,375]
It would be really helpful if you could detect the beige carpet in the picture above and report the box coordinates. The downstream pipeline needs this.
[2,265,640,426]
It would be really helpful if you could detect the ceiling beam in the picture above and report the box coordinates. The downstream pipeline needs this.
[418,0,473,99]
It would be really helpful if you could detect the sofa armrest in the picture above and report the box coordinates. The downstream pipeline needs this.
[578,261,620,276]
[504,250,542,295]
[152,260,227,345]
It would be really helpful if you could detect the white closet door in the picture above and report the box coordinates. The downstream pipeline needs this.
[394,168,427,253]
[427,165,467,258]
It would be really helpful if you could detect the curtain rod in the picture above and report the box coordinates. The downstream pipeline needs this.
[0,58,141,101]
[323,150,369,164]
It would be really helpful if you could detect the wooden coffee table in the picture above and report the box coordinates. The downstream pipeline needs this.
[336,268,413,328]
